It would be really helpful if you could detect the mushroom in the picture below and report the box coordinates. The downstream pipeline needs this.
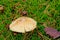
[9,16,44,40]
[9,16,37,33]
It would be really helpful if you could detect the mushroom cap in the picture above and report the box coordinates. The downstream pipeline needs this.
[9,17,37,33]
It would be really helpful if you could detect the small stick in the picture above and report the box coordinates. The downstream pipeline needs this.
[23,31,34,40]
[23,33,28,40]
[36,27,44,40]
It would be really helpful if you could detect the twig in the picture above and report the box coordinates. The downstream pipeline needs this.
[23,33,28,40]
[44,5,50,13]
[36,27,44,40]
[23,31,34,40]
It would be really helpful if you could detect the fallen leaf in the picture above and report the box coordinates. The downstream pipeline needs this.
[22,11,27,16]
[44,27,60,39]
[5,24,9,30]
[18,10,28,16]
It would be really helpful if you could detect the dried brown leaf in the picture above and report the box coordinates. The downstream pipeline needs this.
[0,5,4,13]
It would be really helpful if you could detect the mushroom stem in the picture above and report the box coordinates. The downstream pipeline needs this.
[36,27,44,40]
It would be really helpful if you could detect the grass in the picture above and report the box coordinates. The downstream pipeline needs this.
[0,0,60,40]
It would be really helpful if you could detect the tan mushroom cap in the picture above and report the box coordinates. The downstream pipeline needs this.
[9,17,37,33]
